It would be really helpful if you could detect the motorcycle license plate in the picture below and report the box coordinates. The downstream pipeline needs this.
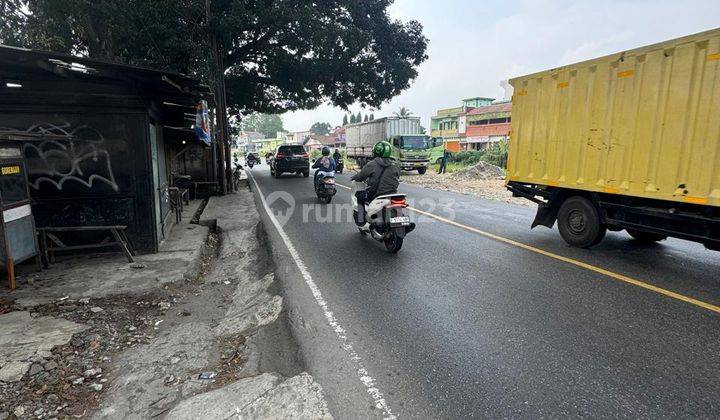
[390,216,410,225]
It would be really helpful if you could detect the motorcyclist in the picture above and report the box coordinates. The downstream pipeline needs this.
[351,141,400,226]
[333,148,342,162]
[312,146,336,189]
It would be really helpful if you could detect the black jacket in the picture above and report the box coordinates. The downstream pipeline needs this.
[351,157,400,196]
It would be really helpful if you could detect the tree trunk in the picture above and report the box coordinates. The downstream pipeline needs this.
[217,43,233,192]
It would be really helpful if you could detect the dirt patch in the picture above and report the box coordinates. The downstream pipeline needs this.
[401,170,534,207]
[0,233,223,419]
[450,161,506,180]
[198,334,248,389]
[0,293,173,418]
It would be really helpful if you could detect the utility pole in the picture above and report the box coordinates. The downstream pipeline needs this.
[206,0,230,193]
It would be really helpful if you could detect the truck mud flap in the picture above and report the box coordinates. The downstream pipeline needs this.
[530,189,565,229]
[532,205,558,229]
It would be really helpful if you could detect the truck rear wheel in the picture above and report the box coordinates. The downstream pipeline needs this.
[557,196,606,248]
[627,229,667,244]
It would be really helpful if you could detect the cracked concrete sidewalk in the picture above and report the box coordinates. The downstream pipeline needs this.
[95,190,332,419]
[5,200,210,308]
[0,201,209,388]
[0,311,87,382]
[1,188,331,419]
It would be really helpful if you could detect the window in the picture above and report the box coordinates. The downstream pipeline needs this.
[401,136,428,150]
[278,145,305,154]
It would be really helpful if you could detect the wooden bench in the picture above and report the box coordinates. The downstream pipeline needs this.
[37,225,135,267]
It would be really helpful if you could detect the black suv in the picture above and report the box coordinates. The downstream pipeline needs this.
[270,145,310,178]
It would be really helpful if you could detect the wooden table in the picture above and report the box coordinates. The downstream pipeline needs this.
[37,225,135,267]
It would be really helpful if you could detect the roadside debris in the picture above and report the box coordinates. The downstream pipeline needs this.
[450,161,505,180]
[1,191,332,419]
[198,372,216,380]
[0,293,174,417]
[401,169,533,207]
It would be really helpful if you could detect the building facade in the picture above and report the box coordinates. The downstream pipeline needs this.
[465,101,512,150]
[0,46,214,253]
[430,97,494,150]
[430,97,512,151]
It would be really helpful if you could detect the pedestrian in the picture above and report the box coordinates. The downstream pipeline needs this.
[438,149,450,174]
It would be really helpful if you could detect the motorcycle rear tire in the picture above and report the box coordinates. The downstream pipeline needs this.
[384,234,403,253]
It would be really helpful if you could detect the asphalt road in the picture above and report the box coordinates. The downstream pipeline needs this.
[247,165,720,419]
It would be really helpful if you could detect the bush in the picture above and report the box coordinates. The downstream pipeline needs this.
[310,149,323,160]
[452,151,485,165]
[481,139,508,168]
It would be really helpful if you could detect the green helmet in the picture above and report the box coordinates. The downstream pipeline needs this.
[372,141,392,158]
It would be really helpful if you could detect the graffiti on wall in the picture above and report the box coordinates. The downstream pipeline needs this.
[0,122,120,191]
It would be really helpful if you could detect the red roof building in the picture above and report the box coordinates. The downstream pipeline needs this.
[464,101,512,150]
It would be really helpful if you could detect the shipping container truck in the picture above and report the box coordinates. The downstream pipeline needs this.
[345,117,431,174]
[506,28,720,251]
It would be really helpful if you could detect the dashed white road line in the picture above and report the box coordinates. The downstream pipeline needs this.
[247,171,397,419]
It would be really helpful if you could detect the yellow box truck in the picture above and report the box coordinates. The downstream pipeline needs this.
[507,28,720,250]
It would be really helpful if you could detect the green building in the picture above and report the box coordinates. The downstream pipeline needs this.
[430,97,494,151]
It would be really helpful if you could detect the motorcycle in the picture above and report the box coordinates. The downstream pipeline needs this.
[351,181,416,253]
[315,170,336,204]
[246,157,256,168]
[335,158,344,174]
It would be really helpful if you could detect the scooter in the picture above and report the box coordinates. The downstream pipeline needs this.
[351,181,416,253]
[315,171,336,203]
[335,158,344,174]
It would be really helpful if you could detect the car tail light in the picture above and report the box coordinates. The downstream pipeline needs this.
[275,153,285,159]
[301,152,309,158]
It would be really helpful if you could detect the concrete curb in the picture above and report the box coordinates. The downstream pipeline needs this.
[246,171,387,419]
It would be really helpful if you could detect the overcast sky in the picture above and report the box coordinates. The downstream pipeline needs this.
[281,0,720,132]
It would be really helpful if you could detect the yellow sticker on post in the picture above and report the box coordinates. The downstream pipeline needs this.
[1,165,20,175]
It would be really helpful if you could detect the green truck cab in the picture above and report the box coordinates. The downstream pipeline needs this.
[427,137,448,165]
[388,135,432,174]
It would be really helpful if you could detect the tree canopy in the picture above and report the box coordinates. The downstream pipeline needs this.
[394,107,413,117]
[3,0,428,115]
[240,113,285,138]
[310,122,332,136]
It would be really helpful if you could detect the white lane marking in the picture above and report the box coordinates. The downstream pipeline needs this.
[248,171,397,419]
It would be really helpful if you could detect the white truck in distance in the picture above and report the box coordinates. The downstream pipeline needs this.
[345,117,431,174]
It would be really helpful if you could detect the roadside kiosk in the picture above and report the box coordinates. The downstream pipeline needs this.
[0,140,40,289]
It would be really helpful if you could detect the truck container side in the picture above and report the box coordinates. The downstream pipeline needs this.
[345,117,431,173]
[507,28,720,250]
